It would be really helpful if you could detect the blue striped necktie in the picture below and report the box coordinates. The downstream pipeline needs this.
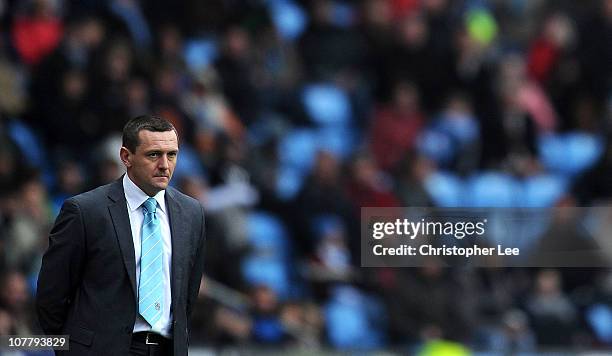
[138,197,163,329]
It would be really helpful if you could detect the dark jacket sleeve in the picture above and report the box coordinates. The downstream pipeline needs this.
[186,204,206,324]
[36,198,86,335]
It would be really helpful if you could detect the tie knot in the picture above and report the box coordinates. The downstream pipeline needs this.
[143,197,157,214]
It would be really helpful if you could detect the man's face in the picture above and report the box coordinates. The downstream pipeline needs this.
[121,130,178,196]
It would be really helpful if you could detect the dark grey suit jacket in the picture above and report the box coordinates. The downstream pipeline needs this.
[36,178,206,356]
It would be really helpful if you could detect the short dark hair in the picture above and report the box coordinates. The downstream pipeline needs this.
[122,115,177,152]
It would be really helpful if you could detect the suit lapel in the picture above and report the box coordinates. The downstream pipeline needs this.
[107,179,138,301]
[166,188,186,308]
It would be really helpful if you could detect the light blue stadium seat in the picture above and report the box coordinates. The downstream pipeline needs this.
[521,174,567,207]
[416,129,456,166]
[301,83,351,126]
[276,165,305,200]
[434,112,480,147]
[8,119,45,168]
[316,127,356,159]
[246,211,289,256]
[465,171,520,207]
[267,0,308,41]
[324,286,385,350]
[184,38,218,72]
[539,132,604,177]
[587,304,612,343]
[278,128,318,174]
[241,255,290,298]
[423,171,464,207]
[171,143,205,184]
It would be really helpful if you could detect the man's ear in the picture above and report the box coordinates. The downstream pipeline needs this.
[120,147,132,168]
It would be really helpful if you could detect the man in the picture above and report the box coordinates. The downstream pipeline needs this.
[36,115,206,356]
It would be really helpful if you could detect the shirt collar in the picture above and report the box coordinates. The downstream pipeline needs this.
[123,174,167,214]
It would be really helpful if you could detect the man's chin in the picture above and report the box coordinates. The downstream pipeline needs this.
[152,177,170,189]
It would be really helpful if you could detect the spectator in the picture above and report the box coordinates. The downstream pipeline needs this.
[29,15,105,153]
[250,285,291,345]
[394,153,435,207]
[294,150,355,258]
[0,270,36,335]
[377,263,475,345]
[3,171,51,273]
[49,160,84,214]
[525,269,579,346]
[0,307,16,334]
[346,152,401,208]
[527,12,580,130]
[11,0,64,67]
[369,81,424,172]
[215,26,261,125]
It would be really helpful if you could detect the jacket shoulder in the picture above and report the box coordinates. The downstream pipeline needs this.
[166,186,203,211]
[66,181,119,208]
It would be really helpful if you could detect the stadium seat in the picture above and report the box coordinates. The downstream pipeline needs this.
[434,112,480,147]
[267,0,308,41]
[423,171,464,207]
[324,286,385,350]
[465,171,520,207]
[241,255,290,298]
[278,128,318,174]
[301,83,351,126]
[246,211,289,256]
[521,174,567,207]
[416,129,456,166]
[586,304,612,344]
[539,132,604,177]
[316,127,356,160]
[184,38,218,72]
[171,143,206,184]
[7,119,45,168]
[276,165,305,200]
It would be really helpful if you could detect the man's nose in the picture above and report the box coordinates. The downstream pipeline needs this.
[158,155,169,169]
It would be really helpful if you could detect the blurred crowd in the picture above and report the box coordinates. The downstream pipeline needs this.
[0,0,611,353]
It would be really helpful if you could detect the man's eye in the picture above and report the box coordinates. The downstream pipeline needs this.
[148,153,159,157]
